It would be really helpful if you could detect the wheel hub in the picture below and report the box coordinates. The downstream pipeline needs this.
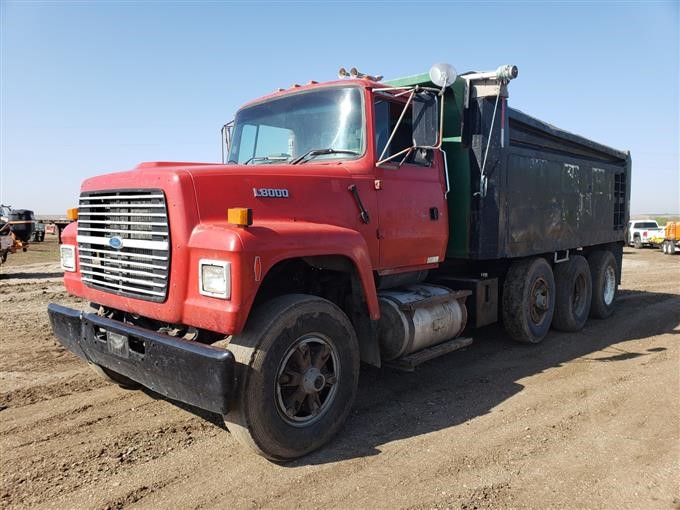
[530,277,550,324]
[302,367,326,394]
[603,265,616,305]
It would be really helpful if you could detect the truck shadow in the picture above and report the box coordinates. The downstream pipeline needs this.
[144,289,679,466]
[295,289,680,466]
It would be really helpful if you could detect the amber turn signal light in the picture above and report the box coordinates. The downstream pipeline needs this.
[228,208,253,227]
[66,208,79,220]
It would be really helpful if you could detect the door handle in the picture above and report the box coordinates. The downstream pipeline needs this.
[430,207,439,220]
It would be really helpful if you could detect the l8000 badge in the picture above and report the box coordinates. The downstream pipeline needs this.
[253,188,289,198]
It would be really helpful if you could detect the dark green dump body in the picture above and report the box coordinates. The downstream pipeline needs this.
[386,73,631,261]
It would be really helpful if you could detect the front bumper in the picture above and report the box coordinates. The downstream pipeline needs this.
[47,304,235,414]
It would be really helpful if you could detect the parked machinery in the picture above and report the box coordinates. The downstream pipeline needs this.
[661,222,680,255]
[0,205,35,264]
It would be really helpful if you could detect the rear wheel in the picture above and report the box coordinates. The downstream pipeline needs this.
[588,250,618,319]
[552,255,592,332]
[633,236,642,249]
[502,257,556,344]
[225,294,360,460]
[90,364,140,389]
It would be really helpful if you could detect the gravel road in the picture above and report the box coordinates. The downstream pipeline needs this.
[1,237,678,509]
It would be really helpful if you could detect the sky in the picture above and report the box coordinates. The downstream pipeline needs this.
[1,1,678,215]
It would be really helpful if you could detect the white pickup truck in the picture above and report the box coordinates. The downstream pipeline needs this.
[627,220,665,248]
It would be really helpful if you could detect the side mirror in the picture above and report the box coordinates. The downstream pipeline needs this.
[412,92,439,148]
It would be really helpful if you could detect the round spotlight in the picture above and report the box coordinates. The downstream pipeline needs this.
[429,63,458,88]
[496,64,519,81]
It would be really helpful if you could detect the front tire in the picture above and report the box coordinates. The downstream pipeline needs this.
[225,294,360,461]
[588,250,618,319]
[502,257,556,344]
[552,255,592,332]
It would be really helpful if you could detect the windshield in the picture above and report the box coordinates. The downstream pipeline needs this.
[228,87,365,165]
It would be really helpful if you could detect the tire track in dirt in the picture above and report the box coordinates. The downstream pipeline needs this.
[2,397,221,509]
[0,371,108,410]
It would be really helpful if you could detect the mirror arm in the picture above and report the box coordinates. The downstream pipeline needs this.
[436,90,446,149]
[377,146,413,167]
[377,89,416,163]
[221,120,234,164]
[221,125,226,164]
[397,147,414,168]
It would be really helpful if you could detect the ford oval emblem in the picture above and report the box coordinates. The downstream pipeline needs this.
[108,236,124,250]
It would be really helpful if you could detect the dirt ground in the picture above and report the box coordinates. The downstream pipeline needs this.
[1,235,678,509]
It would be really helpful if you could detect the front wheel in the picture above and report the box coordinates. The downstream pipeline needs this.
[225,294,360,461]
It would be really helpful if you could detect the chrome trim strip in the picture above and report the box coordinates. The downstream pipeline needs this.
[80,270,166,288]
[77,235,169,251]
[81,277,166,297]
[80,263,168,280]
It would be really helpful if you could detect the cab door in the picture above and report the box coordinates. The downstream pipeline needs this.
[373,96,449,270]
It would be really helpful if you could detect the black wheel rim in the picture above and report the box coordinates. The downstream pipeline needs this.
[275,334,339,427]
[572,273,587,316]
[529,277,550,325]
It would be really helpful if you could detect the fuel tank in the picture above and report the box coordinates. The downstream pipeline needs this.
[377,284,468,361]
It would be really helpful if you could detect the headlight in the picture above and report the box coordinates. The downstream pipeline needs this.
[60,245,76,272]
[199,259,231,299]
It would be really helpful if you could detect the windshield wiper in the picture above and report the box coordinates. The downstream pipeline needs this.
[244,155,290,165]
[290,148,360,165]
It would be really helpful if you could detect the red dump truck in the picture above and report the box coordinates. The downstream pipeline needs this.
[48,63,631,460]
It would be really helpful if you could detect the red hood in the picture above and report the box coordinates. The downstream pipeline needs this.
[81,160,369,230]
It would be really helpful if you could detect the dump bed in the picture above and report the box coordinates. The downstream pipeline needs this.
[387,72,631,260]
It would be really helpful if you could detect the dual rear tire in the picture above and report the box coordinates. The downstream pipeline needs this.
[502,250,618,343]
[552,255,592,331]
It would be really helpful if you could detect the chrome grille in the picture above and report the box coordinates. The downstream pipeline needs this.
[77,189,170,302]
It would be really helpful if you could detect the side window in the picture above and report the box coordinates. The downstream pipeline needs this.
[374,98,429,166]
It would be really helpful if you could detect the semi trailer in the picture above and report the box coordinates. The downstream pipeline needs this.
[48,63,631,460]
